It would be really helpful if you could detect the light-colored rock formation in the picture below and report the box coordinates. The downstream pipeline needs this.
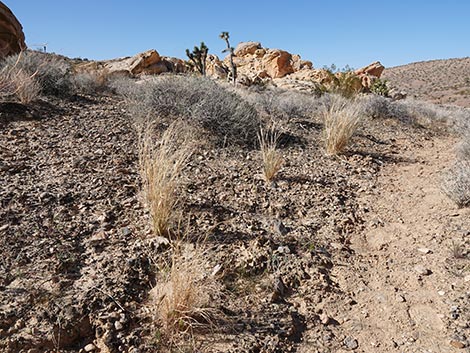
[205,54,227,79]
[0,2,26,58]
[234,42,261,57]
[75,49,186,77]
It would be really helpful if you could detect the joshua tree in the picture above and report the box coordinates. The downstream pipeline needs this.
[185,42,209,76]
[219,31,236,85]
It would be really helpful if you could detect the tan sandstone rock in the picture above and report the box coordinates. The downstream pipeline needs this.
[234,42,262,57]
[355,61,385,78]
[0,2,26,58]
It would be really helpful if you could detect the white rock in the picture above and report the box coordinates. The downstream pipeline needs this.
[84,343,96,352]
[417,248,432,254]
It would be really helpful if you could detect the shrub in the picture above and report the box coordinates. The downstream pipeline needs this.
[1,51,73,97]
[442,160,470,207]
[126,75,260,146]
[244,88,319,121]
[370,78,390,96]
[321,94,363,155]
[71,70,109,94]
[138,121,193,237]
[258,125,283,184]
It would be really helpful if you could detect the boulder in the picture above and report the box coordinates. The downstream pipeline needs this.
[206,54,227,79]
[0,2,26,58]
[262,49,295,78]
[234,42,262,57]
[355,61,385,78]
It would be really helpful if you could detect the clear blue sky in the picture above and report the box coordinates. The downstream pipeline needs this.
[7,0,470,69]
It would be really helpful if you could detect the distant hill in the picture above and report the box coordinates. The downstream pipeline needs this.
[382,57,470,107]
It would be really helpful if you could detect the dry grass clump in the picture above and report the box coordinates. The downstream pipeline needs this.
[1,51,73,97]
[442,160,470,207]
[258,125,283,184]
[138,121,193,237]
[321,95,363,155]
[0,55,40,103]
[124,75,260,146]
[149,242,221,347]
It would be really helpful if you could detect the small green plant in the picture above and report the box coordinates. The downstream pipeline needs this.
[220,32,236,85]
[185,42,209,76]
[370,78,390,96]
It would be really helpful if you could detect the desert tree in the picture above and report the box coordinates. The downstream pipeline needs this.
[219,31,236,85]
[185,42,209,76]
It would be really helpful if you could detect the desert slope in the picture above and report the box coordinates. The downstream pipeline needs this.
[383,57,470,107]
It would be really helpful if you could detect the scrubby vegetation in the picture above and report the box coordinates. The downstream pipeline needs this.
[121,75,260,146]
[1,50,470,352]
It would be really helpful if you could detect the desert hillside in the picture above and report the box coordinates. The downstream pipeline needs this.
[383,57,470,107]
[0,49,469,353]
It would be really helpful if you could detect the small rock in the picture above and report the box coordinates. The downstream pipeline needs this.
[464,274,470,283]
[344,336,358,350]
[396,294,405,302]
[84,343,96,352]
[417,248,432,254]
[414,265,431,276]
[320,312,331,325]
[438,290,446,296]
[450,340,466,349]
[114,321,124,330]
[120,227,132,236]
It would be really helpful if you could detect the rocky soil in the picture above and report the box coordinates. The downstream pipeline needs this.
[383,57,470,107]
[0,90,469,352]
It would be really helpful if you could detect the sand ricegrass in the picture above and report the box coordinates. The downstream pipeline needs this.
[258,125,283,184]
[138,121,193,237]
[321,95,363,155]
[149,241,221,347]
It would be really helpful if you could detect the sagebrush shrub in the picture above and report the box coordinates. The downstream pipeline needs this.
[124,75,260,146]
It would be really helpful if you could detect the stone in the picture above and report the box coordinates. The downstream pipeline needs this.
[262,49,295,78]
[114,321,124,331]
[0,2,26,58]
[84,343,96,352]
[355,61,385,78]
[450,340,466,349]
[414,265,431,276]
[344,336,358,350]
[234,41,262,57]
[417,248,432,254]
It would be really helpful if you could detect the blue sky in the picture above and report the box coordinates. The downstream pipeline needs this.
[7,0,470,69]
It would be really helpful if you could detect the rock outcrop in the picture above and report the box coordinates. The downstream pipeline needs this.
[0,2,26,58]
[354,61,385,88]
[75,49,186,77]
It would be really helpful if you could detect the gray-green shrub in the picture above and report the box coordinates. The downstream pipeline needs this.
[123,75,260,146]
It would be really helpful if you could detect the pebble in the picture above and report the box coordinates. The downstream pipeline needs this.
[438,290,446,296]
[417,248,432,254]
[114,321,124,330]
[414,265,431,276]
[344,336,358,350]
[450,340,466,349]
[464,274,470,283]
[396,294,406,302]
[84,343,96,352]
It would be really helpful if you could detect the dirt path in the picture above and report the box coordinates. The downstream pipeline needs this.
[333,134,470,352]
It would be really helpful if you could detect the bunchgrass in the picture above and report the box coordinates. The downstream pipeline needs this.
[138,121,193,237]
[321,95,363,155]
